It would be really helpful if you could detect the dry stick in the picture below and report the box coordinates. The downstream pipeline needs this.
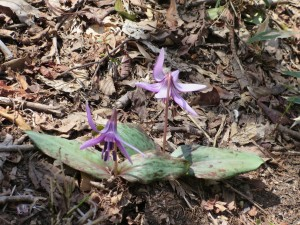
[187,114,213,143]
[58,38,131,77]
[0,145,35,152]
[113,144,118,175]
[222,181,268,215]
[277,125,300,141]
[152,124,203,135]
[0,38,13,60]
[0,97,64,117]
[213,115,226,147]
[0,195,40,205]
[162,74,172,153]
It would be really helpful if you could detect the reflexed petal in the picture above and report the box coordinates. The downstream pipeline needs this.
[80,135,105,149]
[172,90,198,116]
[174,82,207,92]
[101,109,117,134]
[153,48,165,81]
[171,70,179,82]
[86,102,100,133]
[119,137,145,156]
[136,82,162,93]
[154,83,168,99]
[115,139,132,163]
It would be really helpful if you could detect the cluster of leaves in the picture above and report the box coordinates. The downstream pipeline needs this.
[26,123,263,184]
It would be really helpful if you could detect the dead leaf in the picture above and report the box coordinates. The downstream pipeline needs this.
[118,54,131,79]
[257,101,292,125]
[80,172,92,192]
[215,201,227,213]
[190,87,220,106]
[122,19,156,40]
[231,122,266,145]
[0,0,42,26]
[0,109,31,130]
[1,56,30,71]
[166,0,183,30]
[214,86,235,100]
[248,85,286,99]
[248,206,258,217]
[37,74,82,93]
[16,73,28,90]
[99,75,116,96]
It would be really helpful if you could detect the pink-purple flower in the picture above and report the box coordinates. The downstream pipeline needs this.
[80,103,144,163]
[136,48,206,116]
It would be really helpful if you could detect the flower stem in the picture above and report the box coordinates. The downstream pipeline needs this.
[113,144,118,175]
[162,73,171,153]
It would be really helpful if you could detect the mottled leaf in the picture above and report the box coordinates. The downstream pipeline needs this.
[119,152,190,183]
[26,131,111,179]
[118,123,156,155]
[282,71,300,78]
[171,145,264,180]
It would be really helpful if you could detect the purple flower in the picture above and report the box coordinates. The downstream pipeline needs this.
[136,48,206,116]
[80,103,144,163]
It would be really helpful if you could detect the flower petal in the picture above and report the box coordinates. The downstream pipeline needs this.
[86,102,100,133]
[172,90,198,116]
[174,83,207,92]
[118,137,145,156]
[171,70,179,82]
[115,139,132,164]
[101,109,117,134]
[136,82,162,93]
[153,48,165,81]
[80,135,105,149]
[154,82,168,99]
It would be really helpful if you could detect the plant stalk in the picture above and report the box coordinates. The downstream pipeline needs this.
[162,73,172,153]
[113,144,118,175]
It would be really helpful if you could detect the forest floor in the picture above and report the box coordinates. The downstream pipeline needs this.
[0,0,299,224]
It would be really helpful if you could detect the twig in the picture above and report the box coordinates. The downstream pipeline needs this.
[0,97,64,117]
[0,196,45,205]
[187,115,213,143]
[58,38,131,77]
[213,115,226,147]
[222,181,268,215]
[162,74,172,153]
[0,38,13,61]
[277,125,300,140]
[0,145,35,152]
[152,123,203,135]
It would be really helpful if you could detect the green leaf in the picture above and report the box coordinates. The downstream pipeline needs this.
[286,96,300,104]
[282,71,300,78]
[247,29,295,44]
[119,152,190,183]
[26,131,112,179]
[171,145,264,180]
[118,123,156,156]
[206,5,225,20]
[115,0,136,21]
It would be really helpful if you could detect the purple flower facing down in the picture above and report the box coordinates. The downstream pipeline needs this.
[136,48,207,116]
[80,103,144,163]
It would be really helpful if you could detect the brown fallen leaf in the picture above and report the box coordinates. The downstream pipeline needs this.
[118,54,131,79]
[166,0,183,30]
[16,73,28,90]
[99,75,116,96]
[190,87,220,106]
[257,101,292,125]
[0,108,31,130]
[214,86,235,100]
[248,85,286,99]
[248,206,258,217]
